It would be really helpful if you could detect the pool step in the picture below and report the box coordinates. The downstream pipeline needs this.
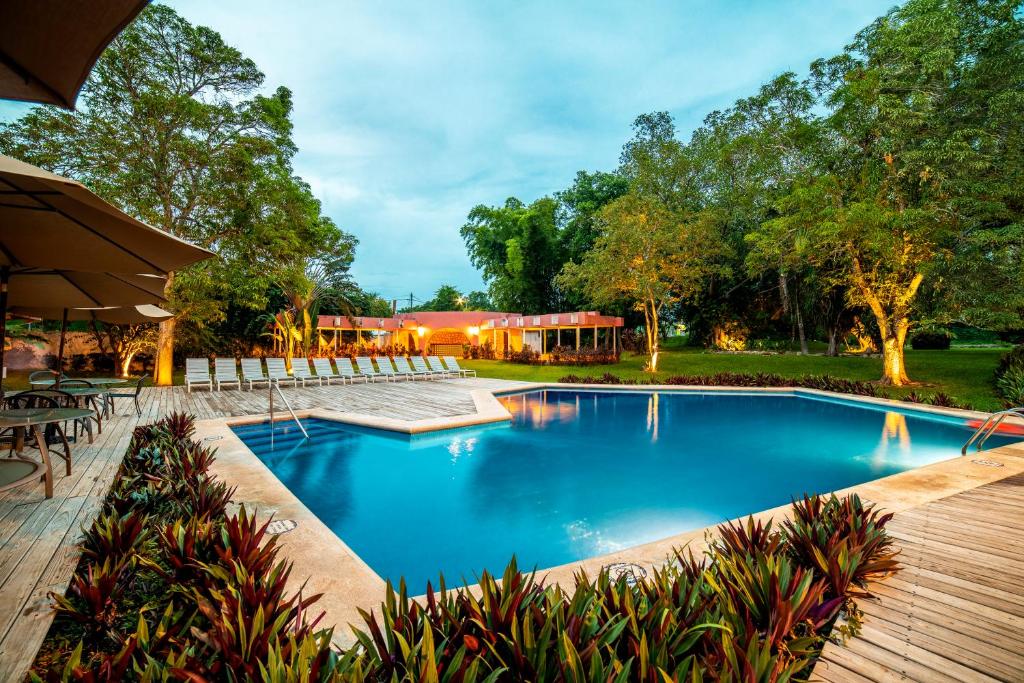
[232,419,351,452]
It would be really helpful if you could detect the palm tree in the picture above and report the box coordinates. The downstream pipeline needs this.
[277,255,356,365]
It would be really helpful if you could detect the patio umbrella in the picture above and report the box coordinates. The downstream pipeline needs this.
[12,304,173,326]
[0,153,212,391]
[1,271,166,381]
[0,1,149,109]
[11,304,173,376]
[0,154,211,273]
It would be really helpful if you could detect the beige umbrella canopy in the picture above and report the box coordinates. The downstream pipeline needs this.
[12,304,173,325]
[5,270,166,309]
[0,1,148,110]
[13,303,173,375]
[0,154,211,273]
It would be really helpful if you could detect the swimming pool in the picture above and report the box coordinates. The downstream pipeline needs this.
[231,389,1017,589]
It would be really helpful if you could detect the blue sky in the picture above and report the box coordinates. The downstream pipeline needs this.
[1,1,893,304]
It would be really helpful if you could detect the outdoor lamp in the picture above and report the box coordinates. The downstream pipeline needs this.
[468,326,480,337]
[417,326,427,337]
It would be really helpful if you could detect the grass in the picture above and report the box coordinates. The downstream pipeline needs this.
[462,348,1008,411]
[5,348,1006,410]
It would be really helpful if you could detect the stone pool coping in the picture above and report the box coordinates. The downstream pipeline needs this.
[196,382,1024,646]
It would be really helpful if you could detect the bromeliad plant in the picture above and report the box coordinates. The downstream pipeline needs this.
[781,494,899,637]
[34,412,899,681]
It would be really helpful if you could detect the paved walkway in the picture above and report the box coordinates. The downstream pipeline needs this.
[0,377,524,681]
[811,472,1024,682]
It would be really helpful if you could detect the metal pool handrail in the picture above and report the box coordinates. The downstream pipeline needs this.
[962,407,1024,455]
[269,382,309,441]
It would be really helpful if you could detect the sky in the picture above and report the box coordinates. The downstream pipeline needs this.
[0,0,894,306]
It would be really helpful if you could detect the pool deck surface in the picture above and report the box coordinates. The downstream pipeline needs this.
[0,378,1022,681]
[810,471,1024,683]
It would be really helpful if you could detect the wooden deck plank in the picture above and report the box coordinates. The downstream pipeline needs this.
[815,472,1024,681]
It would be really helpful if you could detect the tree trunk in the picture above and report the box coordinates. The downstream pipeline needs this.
[793,283,808,355]
[879,316,911,386]
[154,272,176,386]
[118,349,137,377]
[644,298,660,372]
[154,316,176,386]
[826,326,839,357]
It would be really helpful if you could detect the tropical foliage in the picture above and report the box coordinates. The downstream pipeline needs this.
[32,413,898,681]
[0,4,360,384]
[461,0,1024,383]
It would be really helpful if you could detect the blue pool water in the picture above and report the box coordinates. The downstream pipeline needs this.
[231,390,1017,589]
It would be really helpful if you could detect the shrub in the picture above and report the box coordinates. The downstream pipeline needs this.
[558,372,881,397]
[995,346,1024,405]
[504,346,541,364]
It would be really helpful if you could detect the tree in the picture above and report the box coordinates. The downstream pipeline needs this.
[463,291,493,311]
[558,192,726,371]
[89,323,158,377]
[766,0,1024,384]
[461,197,564,313]
[0,5,341,385]
[278,230,358,361]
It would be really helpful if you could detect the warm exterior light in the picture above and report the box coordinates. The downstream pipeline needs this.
[417,326,427,337]
[468,326,480,336]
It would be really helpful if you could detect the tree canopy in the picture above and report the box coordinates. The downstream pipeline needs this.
[0,4,356,383]
[461,0,1024,382]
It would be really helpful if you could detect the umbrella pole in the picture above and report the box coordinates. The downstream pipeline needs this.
[56,308,69,386]
[0,266,7,396]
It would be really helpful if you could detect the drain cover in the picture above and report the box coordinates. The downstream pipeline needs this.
[267,519,297,535]
[971,459,1004,468]
[604,562,648,585]
[204,435,223,441]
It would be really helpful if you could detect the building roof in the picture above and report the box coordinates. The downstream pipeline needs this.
[317,310,623,331]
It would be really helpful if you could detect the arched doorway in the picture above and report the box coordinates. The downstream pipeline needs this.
[426,329,470,357]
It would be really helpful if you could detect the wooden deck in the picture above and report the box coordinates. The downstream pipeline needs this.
[811,472,1024,683]
[0,377,524,681]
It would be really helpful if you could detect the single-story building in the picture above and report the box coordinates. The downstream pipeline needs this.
[316,310,624,358]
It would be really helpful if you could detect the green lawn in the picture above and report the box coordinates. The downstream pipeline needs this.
[462,348,1007,411]
[4,348,1005,411]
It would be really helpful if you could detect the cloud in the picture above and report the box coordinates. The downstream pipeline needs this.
[2,0,895,299]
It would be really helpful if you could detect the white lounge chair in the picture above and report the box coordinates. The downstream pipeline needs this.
[443,355,477,377]
[241,358,270,390]
[185,358,212,392]
[312,358,344,385]
[377,357,412,381]
[427,356,453,378]
[335,358,367,384]
[355,356,387,382]
[214,358,241,390]
[265,358,297,387]
[291,358,321,387]
[393,356,430,380]
[411,356,443,378]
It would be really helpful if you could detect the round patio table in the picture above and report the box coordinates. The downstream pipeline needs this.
[0,408,92,498]
[29,377,129,387]
[26,378,126,422]
[12,388,104,441]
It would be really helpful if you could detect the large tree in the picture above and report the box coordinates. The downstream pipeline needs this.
[764,0,1024,385]
[460,197,564,313]
[0,5,345,385]
[557,192,726,371]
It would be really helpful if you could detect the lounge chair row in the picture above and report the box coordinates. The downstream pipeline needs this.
[184,355,477,392]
